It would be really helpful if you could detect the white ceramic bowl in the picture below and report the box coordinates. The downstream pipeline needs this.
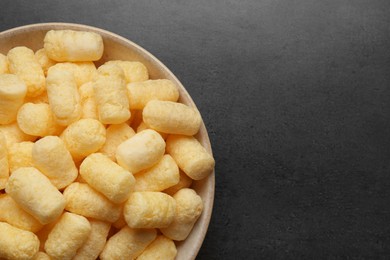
[0,22,215,260]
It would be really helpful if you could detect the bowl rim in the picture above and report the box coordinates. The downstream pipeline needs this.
[0,22,215,260]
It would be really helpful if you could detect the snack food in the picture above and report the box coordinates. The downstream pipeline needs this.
[100,226,156,260]
[50,62,96,87]
[0,132,9,190]
[33,252,51,260]
[44,212,91,260]
[0,222,39,260]
[44,30,103,62]
[63,182,121,223]
[137,235,177,260]
[80,153,135,203]
[60,118,106,161]
[73,219,111,260]
[116,129,165,173]
[0,194,43,232]
[164,171,193,196]
[0,53,8,74]
[105,60,148,83]
[7,46,45,97]
[134,154,180,192]
[93,63,130,124]
[143,100,202,136]
[124,191,176,228]
[8,141,34,172]
[167,135,215,180]
[5,167,65,225]
[0,74,27,124]
[0,27,215,259]
[46,65,82,125]
[160,188,203,241]
[34,48,56,75]
[0,122,37,147]
[79,82,98,119]
[32,136,78,189]
[127,79,179,110]
[17,103,63,136]
[99,123,135,161]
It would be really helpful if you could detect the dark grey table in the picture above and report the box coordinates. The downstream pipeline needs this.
[1,0,390,259]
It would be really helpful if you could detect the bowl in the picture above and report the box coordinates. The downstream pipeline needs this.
[0,22,215,260]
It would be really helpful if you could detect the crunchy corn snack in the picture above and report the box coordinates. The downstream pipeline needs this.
[0,194,43,232]
[93,63,130,124]
[35,48,56,75]
[44,212,91,260]
[0,73,27,124]
[161,188,203,241]
[116,129,165,173]
[100,226,156,260]
[63,182,121,223]
[80,153,135,203]
[44,30,103,62]
[124,191,176,228]
[5,167,65,224]
[0,122,37,147]
[167,134,215,180]
[99,123,135,161]
[105,60,148,83]
[0,222,40,260]
[17,102,63,137]
[32,136,78,189]
[7,46,45,97]
[134,154,180,192]
[127,79,179,110]
[24,91,49,104]
[112,208,127,229]
[46,65,82,126]
[79,82,98,120]
[143,100,202,136]
[35,217,60,251]
[164,170,193,195]
[50,62,97,87]
[60,118,106,162]
[0,53,9,74]
[0,132,9,190]
[8,141,34,173]
[136,121,169,140]
[33,252,51,260]
[137,235,177,260]
[73,219,110,260]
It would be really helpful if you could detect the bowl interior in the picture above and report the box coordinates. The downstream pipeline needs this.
[0,23,214,260]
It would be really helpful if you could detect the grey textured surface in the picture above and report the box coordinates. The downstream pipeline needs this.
[1,0,390,259]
